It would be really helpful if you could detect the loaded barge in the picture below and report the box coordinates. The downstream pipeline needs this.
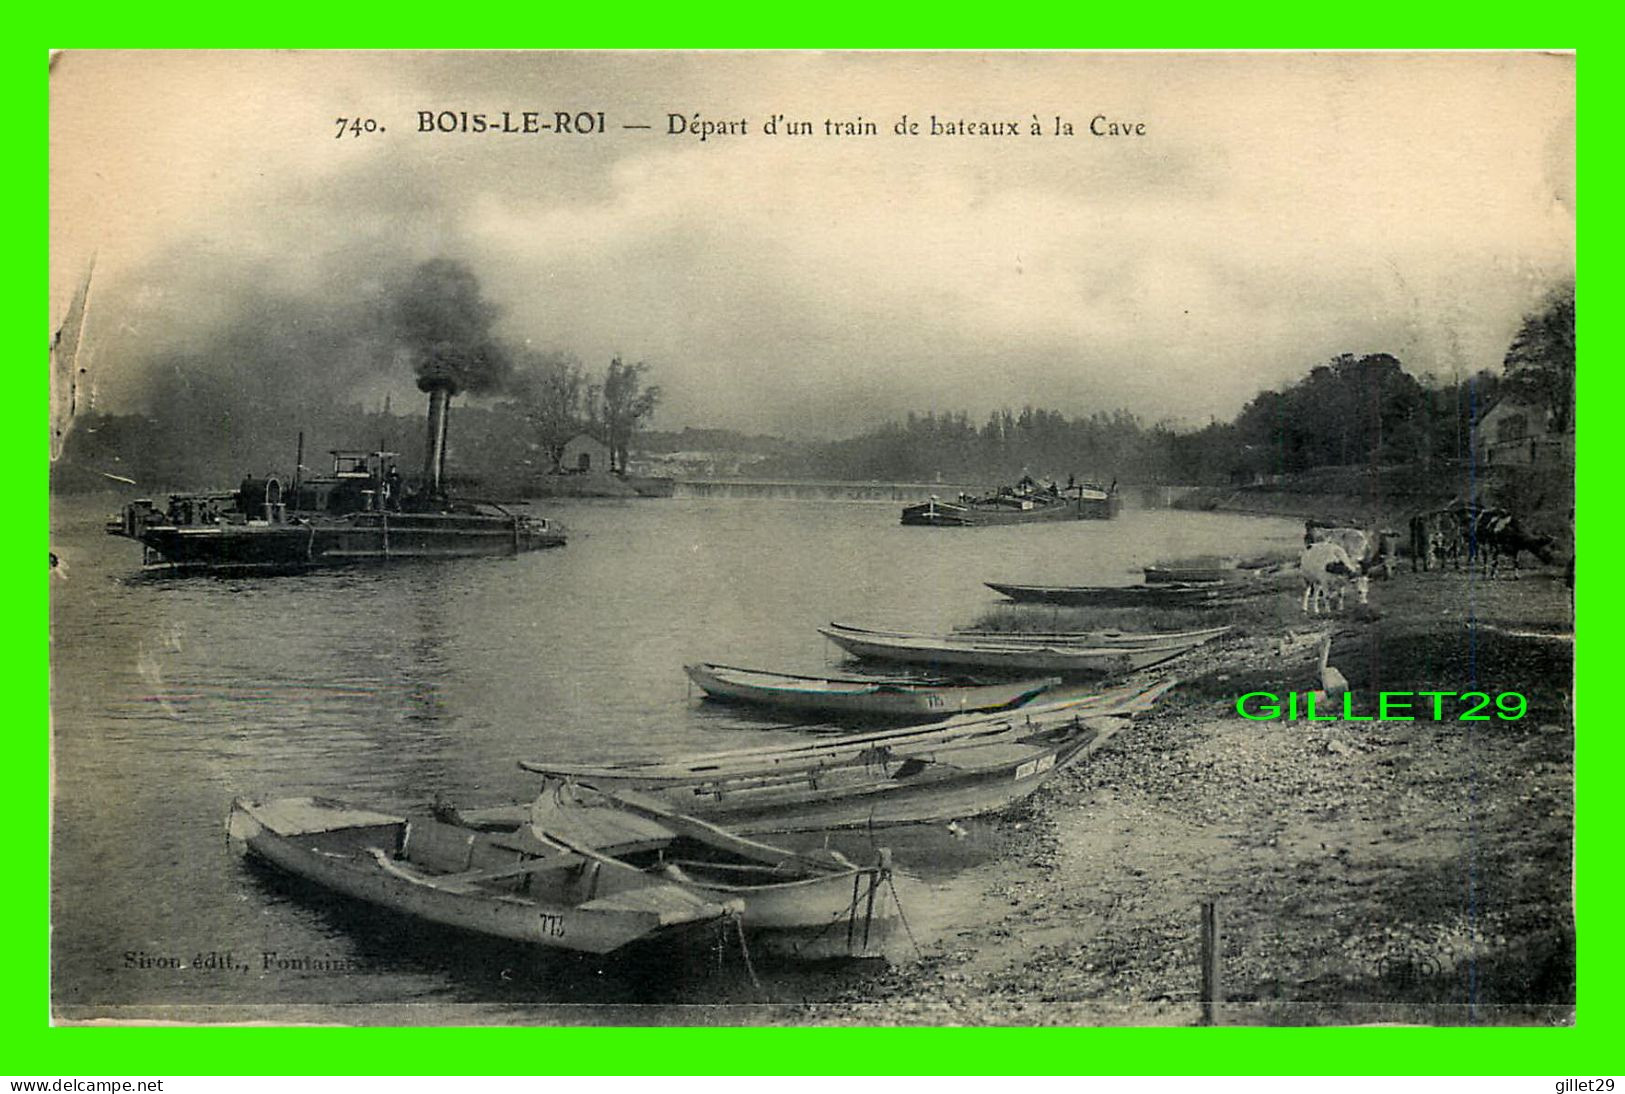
[901,479,1120,526]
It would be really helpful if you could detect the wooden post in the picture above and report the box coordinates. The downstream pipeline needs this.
[1200,900,1221,1026]
[292,431,304,507]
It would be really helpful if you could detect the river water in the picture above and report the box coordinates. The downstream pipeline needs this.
[49,492,1303,1021]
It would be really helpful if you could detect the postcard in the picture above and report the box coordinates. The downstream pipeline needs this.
[48,50,1575,1026]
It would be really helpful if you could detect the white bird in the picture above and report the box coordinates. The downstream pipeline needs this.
[1310,635,1349,708]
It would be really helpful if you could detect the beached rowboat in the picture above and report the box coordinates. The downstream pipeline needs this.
[984,581,1234,608]
[824,622,1231,650]
[227,796,729,955]
[528,679,1168,787]
[228,789,894,958]
[683,662,1060,720]
[514,680,1173,834]
[819,624,1219,675]
[520,716,1124,834]
[1143,566,1232,584]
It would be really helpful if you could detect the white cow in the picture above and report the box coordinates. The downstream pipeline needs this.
[1300,541,1370,614]
[1305,522,1372,568]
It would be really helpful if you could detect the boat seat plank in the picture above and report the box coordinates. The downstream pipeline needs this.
[530,802,675,849]
[579,884,715,916]
[403,819,480,872]
[938,741,1054,766]
[419,851,587,893]
[256,797,403,836]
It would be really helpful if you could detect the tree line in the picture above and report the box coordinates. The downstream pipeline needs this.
[755,283,1574,486]
[55,274,1570,493]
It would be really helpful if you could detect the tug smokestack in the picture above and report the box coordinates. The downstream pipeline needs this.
[437,394,451,493]
[423,387,450,497]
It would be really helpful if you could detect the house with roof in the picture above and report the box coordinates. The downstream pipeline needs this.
[1474,397,1571,467]
[558,431,612,474]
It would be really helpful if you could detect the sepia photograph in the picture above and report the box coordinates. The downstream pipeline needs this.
[47,50,1576,1027]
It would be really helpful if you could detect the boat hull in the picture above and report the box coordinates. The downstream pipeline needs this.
[227,798,723,955]
[511,785,897,958]
[819,626,1208,675]
[535,718,1123,835]
[984,581,1230,608]
[901,493,1120,526]
[825,623,1231,650]
[129,511,566,572]
[665,861,895,958]
[1144,566,1231,584]
[684,663,1059,721]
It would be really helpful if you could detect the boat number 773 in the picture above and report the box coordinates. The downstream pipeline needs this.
[537,914,566,938]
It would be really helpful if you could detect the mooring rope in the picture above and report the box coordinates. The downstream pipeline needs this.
[768,866,886,958]
[732,910,764,997]
[886,873,925,960]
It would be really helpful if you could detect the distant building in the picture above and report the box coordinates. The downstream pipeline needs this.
[559,432,612,473]
[1475,397,1571,467]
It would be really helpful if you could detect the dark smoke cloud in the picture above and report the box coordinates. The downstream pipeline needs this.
[391,258,512,397]
[92,240,535,484]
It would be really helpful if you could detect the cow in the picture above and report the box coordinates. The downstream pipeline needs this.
[1305,521,1374,569]
[1472,509,1558,578]
[1300,540,1371,613]
[1409,509,1467,572]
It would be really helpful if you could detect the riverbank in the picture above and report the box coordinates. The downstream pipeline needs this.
[798,567,1575,1026]
[512,472,674,498]
[1172,462,1573,538]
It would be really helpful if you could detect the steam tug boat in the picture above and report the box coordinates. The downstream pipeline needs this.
[108,390,566,572]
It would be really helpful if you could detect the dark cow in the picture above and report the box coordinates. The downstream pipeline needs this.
[1472,509,1557,578]
[1409,511,1449,572]
[1407,508,1471,572]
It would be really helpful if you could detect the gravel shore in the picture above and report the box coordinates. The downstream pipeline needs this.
[800,569,1576,1026]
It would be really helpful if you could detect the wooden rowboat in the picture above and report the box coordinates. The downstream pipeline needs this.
[684,662,1060,720]
[1143,565,1232,584]
[520,716,1126,835]
[227,796,732,955]
[514,680,1173,834]
[229,789,895,959]
[825,622,1231,650]
[819,624,1218,675]
[984,581,1233,608]
[523,782,895,957]
[526,678,1170,787]
[1144,559,1286,584]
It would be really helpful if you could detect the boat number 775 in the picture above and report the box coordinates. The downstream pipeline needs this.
[537,914,566,938]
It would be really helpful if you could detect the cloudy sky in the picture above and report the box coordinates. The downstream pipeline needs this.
[49,51,1575,438]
